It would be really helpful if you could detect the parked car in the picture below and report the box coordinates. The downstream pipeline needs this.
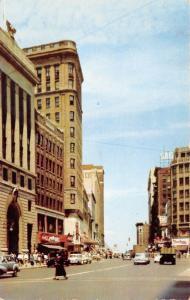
[0,255,20,277]
[68,253,87,265]
[83,252,92,264]
[154,253,162,263]
[133,253,150,265]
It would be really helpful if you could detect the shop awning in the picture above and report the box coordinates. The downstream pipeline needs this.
[41,244,65,250]
[83,239,99,245]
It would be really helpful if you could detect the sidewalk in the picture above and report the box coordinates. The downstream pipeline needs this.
[19,263,47,270]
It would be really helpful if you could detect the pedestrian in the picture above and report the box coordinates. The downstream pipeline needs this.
[53,251,68,280]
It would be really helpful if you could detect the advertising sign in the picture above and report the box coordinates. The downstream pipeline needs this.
[172,238,190,246]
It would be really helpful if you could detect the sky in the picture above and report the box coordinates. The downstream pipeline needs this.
[3,0,190,251]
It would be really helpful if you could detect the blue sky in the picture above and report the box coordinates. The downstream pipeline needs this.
[3,0,190,251]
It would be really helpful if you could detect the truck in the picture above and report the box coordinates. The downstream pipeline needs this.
[159,247,176,265]
[133,245,146,254]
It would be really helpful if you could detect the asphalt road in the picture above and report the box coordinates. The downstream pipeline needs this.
[0,258,190,300]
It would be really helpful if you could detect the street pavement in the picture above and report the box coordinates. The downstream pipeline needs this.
[0,258,190,300]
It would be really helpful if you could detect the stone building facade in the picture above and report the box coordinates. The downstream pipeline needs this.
[0,27,38,254]
[170,147,190,238]
[23,41,84,244]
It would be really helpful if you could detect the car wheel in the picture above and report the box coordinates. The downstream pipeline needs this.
[0,270,4,276]
[13,270,18,277]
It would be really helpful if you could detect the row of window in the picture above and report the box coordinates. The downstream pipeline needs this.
[36,194,63,212]
[173,178,190,188]
[38,214,64,235]
[2,167,33,190]
[175,152,190,159]
[179,202,190,211]
[36,133,63,157]
[37,96,60,109]
[46,112,60,123]
[37,63,74,82]
[37,154,63,177]
[172,164,190,174]
[37,173,63,193]
[37,79,74,93]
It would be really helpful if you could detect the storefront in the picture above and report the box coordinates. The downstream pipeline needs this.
[37,232,73,253]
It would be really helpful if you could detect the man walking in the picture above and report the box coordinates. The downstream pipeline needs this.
[53,251,68,280]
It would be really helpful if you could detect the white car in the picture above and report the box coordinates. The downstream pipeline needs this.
[83,253,92,264]
[154,254,162,263]
[133,253,150,265]
[68,253,86,265]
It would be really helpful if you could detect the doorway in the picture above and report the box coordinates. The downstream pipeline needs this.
[7,202,20,254]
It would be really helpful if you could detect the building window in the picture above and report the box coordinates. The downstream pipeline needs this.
[185,190,189,198]
[20,175,25,187]
[36,67,42,81]
[54,65,59,80]
[70,158,75,169]
[55,112,60,123]
[37,84,41,93]
[185,177,189,185]
[70,176,75,187]
[185,215,189,222]
[46,82,51,92]
[3,168,8,181]
[70,127,75,137]
[70,193,75,204]
[69,95,74,105]
[68,63,74,75]
[11,171,16,184]
[46,98,50,108]
[28,178,32,190]
[179,178,184,186]
[46,113,50,119]
[70,111,74,121]
[45,66,50,81]
[70,143,75,153]
[68,79,74,89]
[37,99,42,110]
[28,200,32,211]
[55,81,59,90]
[55,97,59,107]
[179,215,184,223]
[179,190,184,199]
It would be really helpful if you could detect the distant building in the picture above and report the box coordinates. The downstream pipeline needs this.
[136,222,149,246]
[82,165,105,246]
[170,147,190,238]
[148,167,170,242]
[0,26,38,254]
[24,40,84,249]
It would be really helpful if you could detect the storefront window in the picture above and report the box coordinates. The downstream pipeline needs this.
[47,216,56,233]
[38,214,45,232]
[58,219,63,234]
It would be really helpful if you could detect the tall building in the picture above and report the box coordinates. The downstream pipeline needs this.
[148,167,171,242]
[35,110,68,251]
[24,40,84,244]
[0,26,38,254]
[82,165,105,246]
[170,147,190,238]
[157,167,171,238]
[136,222,149,246]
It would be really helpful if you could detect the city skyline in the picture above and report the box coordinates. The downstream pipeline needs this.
[3,0,189,251]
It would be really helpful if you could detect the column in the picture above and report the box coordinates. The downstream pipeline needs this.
[0,71,2,158]
[56,218,58,235]
[44,215,47,233]
[14,85,20,165]
[6,78,11,162]
[30,96,35,174]
[22,91,27,169]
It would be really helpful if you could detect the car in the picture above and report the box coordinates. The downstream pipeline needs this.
[154,254,162,263]
[122,253,131,260]
[133,253,150,265]
[83,252,92,264]
[0,255,20,277]
[68,253,86,265]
